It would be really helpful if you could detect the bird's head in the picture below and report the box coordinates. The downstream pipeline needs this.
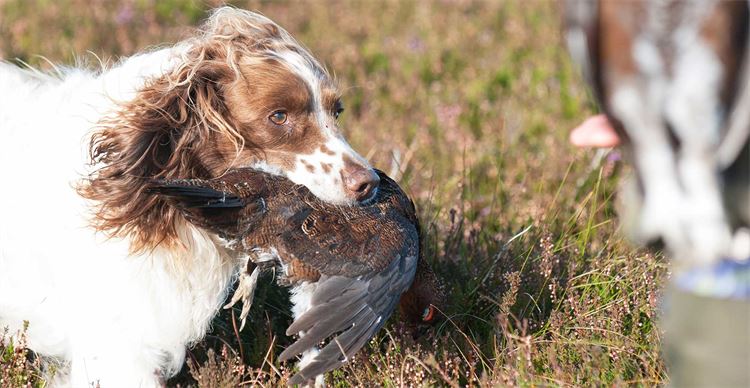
[398,258,447,325]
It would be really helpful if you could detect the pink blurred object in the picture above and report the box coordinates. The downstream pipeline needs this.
[569,114,620,148]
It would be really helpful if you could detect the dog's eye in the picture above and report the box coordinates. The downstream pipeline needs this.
[333,101,344,119]
[269,110,288,125]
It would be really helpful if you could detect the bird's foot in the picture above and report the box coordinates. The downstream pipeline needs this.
[224,262,261,331]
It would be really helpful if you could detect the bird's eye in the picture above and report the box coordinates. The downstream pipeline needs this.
[269,110,288,125]
[421,305,436,322]
[333,101,344,119]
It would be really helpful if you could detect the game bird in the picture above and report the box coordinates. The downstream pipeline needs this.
[565,0,750,265]
[150,168,446,385]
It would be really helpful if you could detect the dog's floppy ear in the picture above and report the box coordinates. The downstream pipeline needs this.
[147,180,259,239]
[77,37,244,252]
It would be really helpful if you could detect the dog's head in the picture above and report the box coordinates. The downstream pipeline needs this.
[79,8,378,250]
[221,50,379,205]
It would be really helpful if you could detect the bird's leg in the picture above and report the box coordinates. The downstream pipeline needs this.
[224,252,263,330]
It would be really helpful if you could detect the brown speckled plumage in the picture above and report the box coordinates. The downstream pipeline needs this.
[149,168,445,385]
[155,169,419,277]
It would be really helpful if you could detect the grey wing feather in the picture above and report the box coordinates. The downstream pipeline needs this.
[280,253,418,386]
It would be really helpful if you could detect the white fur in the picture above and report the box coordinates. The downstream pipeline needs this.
[0,50,238,387]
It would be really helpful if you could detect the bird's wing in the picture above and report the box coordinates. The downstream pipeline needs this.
[148,182,245,208]
[279,252,418,386]
[147,179,267,239]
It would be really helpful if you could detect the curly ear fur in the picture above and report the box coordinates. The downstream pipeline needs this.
[77,9,306,252]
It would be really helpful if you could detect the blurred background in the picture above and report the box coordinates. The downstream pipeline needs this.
[0,1,667,386]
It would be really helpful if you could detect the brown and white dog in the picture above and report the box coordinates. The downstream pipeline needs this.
[565,1,750,266]
[0,8,377,387]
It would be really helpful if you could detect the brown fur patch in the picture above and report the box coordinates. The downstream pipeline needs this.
[79,57,243,252]
[224,58,330,156]
[599,1,639,79]
[319,144,336,155]
[302,160,316,172]
[321,88,341,115]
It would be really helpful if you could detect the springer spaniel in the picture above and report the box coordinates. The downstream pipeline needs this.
[0,7,379,387]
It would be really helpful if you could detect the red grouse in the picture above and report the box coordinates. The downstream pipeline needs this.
[150,168,445,385]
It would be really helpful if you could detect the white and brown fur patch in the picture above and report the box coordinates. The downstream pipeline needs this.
[565,1,750,265]
[80,8,376,251]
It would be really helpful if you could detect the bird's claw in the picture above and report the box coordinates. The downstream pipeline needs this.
[224,264,261,331]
